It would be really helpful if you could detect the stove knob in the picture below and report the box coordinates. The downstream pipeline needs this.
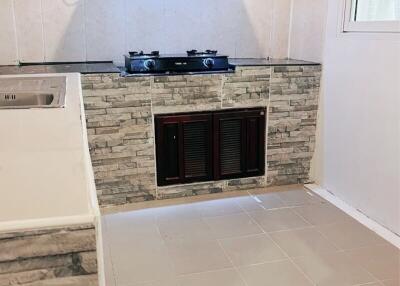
[203,58,215,69]
[144,59,155,71]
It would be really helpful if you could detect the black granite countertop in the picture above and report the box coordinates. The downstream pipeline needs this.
[0,62,120,75]
[229,58,320,66]
[0,59,320,76]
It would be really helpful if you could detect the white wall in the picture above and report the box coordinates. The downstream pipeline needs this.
[0,0,292,65]
[289,0,328,62]
[0,0,18,65]
[313,0,400,234]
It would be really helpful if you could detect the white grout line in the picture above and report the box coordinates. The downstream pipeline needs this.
[235,201,317,286]
[82,0,87,62]
[104,188,394,285]
[11,0,19,64]
[215,239,250,286]
[250,194,263,204]
[301,185,394,285]
[287,0,294,58]
[305,184,400,249]
[40,0,46,62]
[245,190,267,210]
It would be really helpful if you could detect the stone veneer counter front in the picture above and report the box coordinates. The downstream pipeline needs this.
[82,63,321,207]
[0,225,98,286]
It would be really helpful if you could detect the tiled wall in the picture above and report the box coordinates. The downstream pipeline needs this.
[0,0,292,65]
[82,64,321,207]
[0,224,98,285]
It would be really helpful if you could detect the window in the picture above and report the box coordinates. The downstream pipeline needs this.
[155,108,266,186]
[344,0,400,32]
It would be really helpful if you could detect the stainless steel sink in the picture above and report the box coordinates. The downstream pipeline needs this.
[0,76,66,109]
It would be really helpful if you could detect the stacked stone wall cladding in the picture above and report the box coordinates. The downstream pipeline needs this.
[82,65,321,207]
[0,224,98,285]
[268,66,322,185]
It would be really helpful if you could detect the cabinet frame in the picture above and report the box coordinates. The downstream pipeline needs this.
[155,108,266,186]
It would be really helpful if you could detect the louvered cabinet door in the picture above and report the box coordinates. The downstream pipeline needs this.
[155,117,181,186]
[182,114,213,182]
[214,112,245,180]
[155,113,212,186]
[245,111,266,176]
[214,108,266,180]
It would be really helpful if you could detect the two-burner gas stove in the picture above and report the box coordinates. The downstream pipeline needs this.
[124,50,230,74]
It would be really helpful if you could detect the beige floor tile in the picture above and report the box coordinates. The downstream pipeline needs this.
[219,234,286,266]
[154,203,203,222]
[105,211,161,244]
[112,239,175,285]
[269,228,338,257]
[199,198,244,217]
[102,185,395,286]
[108,219,165,258]
[293,251,376,286]
[238,260,312,286]
[166,240,232,275]
[254,193,287,209]
[249,208,310,232]
[177,269,246,286]
[293,204,353,226]
[382,280,400,286]
[204,213,263,239]
[276,189,324,206]
[346,244,400,281]
[317,220,388,250]
[158,218,215,242]
[235,196,265,211]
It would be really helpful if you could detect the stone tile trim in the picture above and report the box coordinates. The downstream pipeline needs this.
[82,65,321,207]
[268,65,322,185]
[0,224,98,286]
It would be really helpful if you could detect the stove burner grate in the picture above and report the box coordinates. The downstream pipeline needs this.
[129,51,160,57]
[187,49,218,56]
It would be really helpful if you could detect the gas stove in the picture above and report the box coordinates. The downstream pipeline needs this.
[124,50,230,74]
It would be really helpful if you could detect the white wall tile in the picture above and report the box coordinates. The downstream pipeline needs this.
[271,0,291,59]
[125,0,272,58]
[202,0,242,57]
[42,0,86,62]
[125,0,167,54]
[237,0,273,58]
[162,0,209,53]
[0,0,18,65]
[85,0,125,64]
[3,0,300,64]
[289,0,328,62]
[14,0,45,62]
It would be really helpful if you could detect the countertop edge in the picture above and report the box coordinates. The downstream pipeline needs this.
[0,59,321,76]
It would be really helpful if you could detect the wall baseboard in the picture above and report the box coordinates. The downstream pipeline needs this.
[305,183,400,249]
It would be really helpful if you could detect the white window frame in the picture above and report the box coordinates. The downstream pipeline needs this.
[343,0,400,33]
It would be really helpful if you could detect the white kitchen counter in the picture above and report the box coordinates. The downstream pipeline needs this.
[0,73,99,229]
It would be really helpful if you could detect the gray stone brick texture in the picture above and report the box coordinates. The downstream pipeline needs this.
[82,65,321,207]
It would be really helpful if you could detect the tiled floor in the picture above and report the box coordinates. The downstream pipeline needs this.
[101,185,399,286]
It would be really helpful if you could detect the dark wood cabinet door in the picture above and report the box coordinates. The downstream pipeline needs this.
[214,108,265,180]
[155,118,181,186]
[213,111,246,180]
[245,113,266,176]
[156,108,265,186]
[155,113,212,186]
[182,114,213,182]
